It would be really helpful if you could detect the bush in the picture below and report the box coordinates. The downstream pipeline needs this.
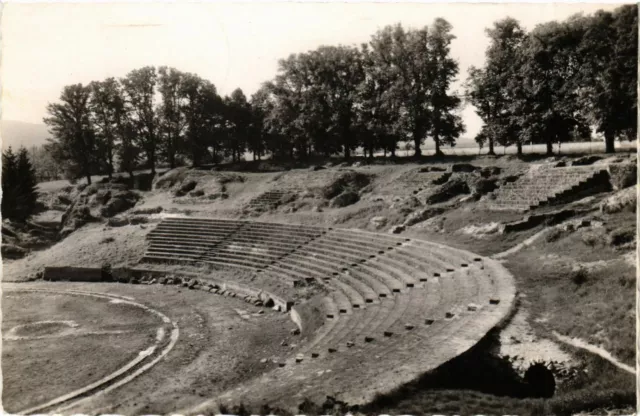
[425,177,469,204]
[470,178,498,195]
[330,190,359,208]
[608,163,637,190]
[451,163,479,173]
[545,228,564,242]
[101,263,113,281]
[132,206,163,215]
[152,167,190,189]
[174,180,197,197]
[570,268,588,285]
[99,191,140,217]
[608,227,635,247]
[322,171,370,199]
[581,232,601,247]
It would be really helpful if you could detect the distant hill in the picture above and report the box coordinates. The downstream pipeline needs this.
[1,120,50,150]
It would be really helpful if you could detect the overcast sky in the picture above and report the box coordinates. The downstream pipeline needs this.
[1,2,623,140]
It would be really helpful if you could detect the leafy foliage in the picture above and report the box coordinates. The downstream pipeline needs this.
[467,6,636,155]
[2,146,39,221]
[40,5,636,180]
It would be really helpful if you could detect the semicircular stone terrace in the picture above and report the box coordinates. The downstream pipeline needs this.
[142,217,515,409]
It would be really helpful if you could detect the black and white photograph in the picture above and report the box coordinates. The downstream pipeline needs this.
[0,2,637,415]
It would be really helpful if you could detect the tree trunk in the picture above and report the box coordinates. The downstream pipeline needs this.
[148,145,156,175]
[605,130,615,153]
[488,138,496,156]
[414,137,422,157]
[192,149,200,167]
[344,146,351,160]
[128,170,134,179]
[107,145,114,179]
[85,173,92,185]
[169,149,175,170]
[516,141,523,156]
[434,135,443,157]
[546,140,553,156]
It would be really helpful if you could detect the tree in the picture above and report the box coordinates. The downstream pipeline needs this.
[223,88,252,162]
[577,5,638,153]
[116,118,141,178]
[121,66,160,173]
[28,145,62,182]
[509,18,590,155]
[268,54,318,159]
[249,87,272,161]
[368,21,464,157]
[44,83,97,184]
[89,78,127,178]
[426,18,465,156]
[15,147,39,220]
[369,24,432,157]
[2,147,19,219]
[466,18,526,155]
[252,83,292,159]
[158,66,187,168]
[358,42,403,158]
[305,46,365,159]
[2,147,38,221]
[357,44,400,159]
[181,73,222,166]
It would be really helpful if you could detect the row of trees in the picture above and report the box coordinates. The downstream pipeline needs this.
[44,6,637,182]
[44,66,255,184]
[2,147,39,221]
[44,18,465,182]
[466,5,637,155]
[254,18,464,160]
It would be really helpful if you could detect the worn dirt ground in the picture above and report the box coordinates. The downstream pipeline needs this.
[1,281,295,414]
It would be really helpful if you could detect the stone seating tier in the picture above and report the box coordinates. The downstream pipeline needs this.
[143,218,515,411]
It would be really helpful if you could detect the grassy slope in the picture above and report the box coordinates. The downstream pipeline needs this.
[2,222,149,281]
[503,210,636,365]
[22,156,636,414]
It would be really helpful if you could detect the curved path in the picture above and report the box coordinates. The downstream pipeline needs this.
[142,218,516,411]
[552,331,635,375]
[3,287,179,415]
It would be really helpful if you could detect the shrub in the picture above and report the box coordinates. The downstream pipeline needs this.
[100,263,113,281]
[425,177,469,204]
[132,206,163,215]
[330,190,359,208]
[570,268,588,285]
[545,228,564,242]
[581,232,601,247]
[322,171,370,199]
[174,180,197,197]
[608,163,637,190]
[608,227,635,246]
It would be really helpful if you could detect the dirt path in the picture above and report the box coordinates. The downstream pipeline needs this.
[552,331,635,375]
[492,227,553,260]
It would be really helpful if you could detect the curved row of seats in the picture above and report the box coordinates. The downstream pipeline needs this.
[144,217,515,411]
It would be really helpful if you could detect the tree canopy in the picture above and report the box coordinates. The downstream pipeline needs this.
[41,5,636,182]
